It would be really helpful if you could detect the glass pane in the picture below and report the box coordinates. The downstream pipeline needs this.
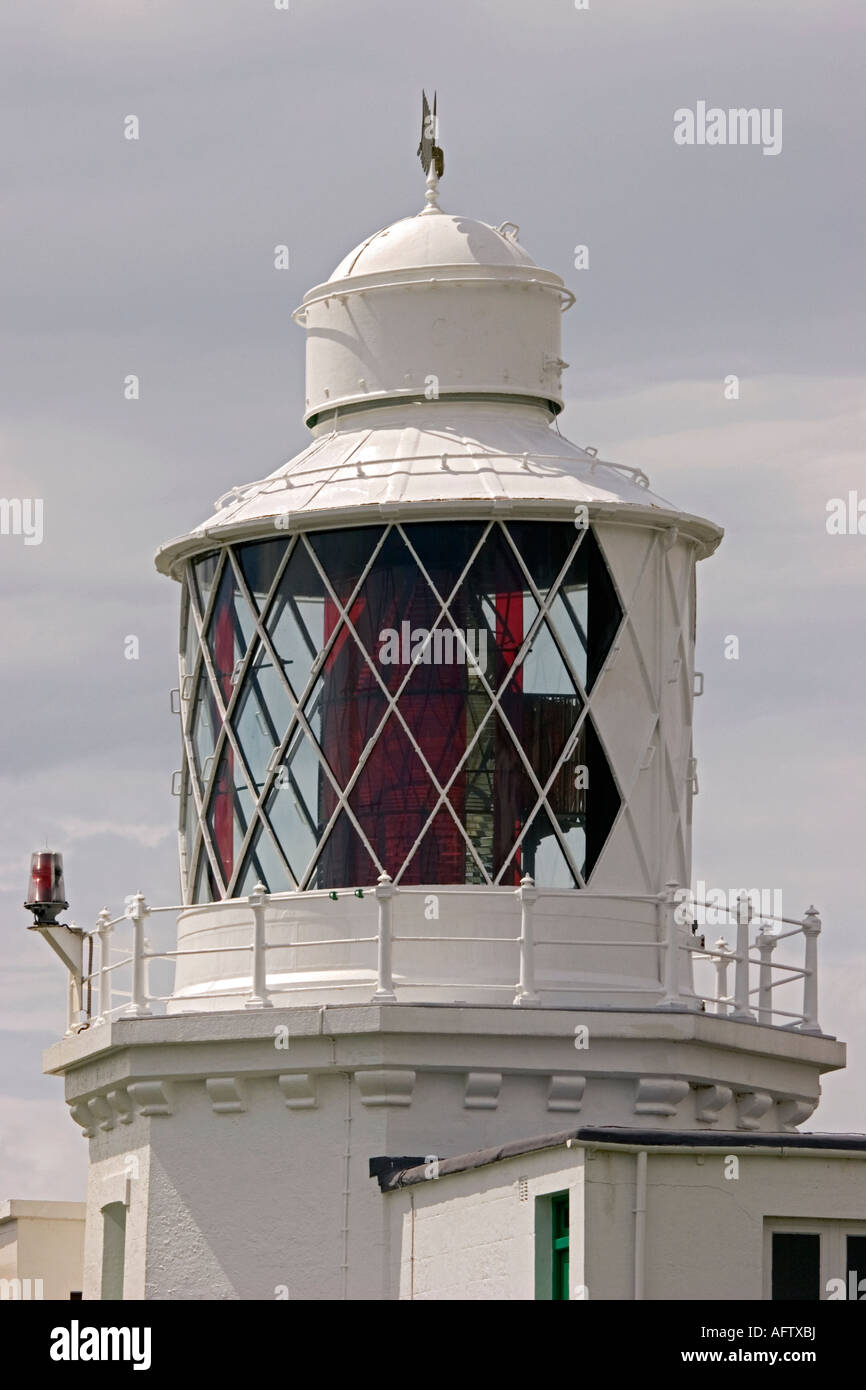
[182,573,199,679]
[402,521,486,599]
[190,671,220,781]
[265,539,327,700]
[399,620,492,798]
[183,768,198,898]
[236,537,287,612]
[205,560,256,704]
[308,808,379,890]
[307,526,383,604]
[192,551,220,616]
[313,626,388,792]
[771,1234,820,1301]
[517,805,579,888]
[450,711,535,885]
[235,818,294,896]
[193,846,222,904]
[547,527,622,694]
[404,806,473,886]
[206,743,253,892]
[348,717,442,883]
[264,726,323,885]
[232,643,290,798]
[522,618,578,696]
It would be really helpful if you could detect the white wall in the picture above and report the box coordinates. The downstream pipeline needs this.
[0,1201,86,1299]
[387,1143,866,1301]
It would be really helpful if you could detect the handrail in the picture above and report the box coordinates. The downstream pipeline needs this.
[69,880,823,1035]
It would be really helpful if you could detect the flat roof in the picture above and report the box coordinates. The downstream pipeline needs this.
[372,1126,866,1190]
[0,1200,86,1224]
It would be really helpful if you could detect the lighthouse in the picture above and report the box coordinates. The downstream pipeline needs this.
[33,119,866,1303]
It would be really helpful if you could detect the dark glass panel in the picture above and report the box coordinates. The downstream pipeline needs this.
[771,1233,820,1301]
[847,1236,866,1300]
[236,538,288,612]
[579,717,622,881]
[405,807,473,886]
[402,521,486,598]
[309,809,379,890]
[311,645,388,796]
[348,718,444,884]
[507,519,580,591]
[307,526,383,604]
[400,617,490,808]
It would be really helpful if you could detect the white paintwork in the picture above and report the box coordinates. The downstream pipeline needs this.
[0,1200,86,1300]
[156,401,720,577]
[296,207,570,426]
[42,1001,846,1299]
[391,1141,866,1300]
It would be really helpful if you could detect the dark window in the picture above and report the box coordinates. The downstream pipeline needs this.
[847,1235,866,1300]
[551,1193,570,1301]
[771,1232,820,1301]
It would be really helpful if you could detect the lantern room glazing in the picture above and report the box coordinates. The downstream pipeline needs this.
[179,519,624,901]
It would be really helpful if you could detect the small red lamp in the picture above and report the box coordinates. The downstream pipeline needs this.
[24,850,69,925]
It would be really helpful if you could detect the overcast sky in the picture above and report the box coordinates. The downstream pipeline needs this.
[1,0,864,1200]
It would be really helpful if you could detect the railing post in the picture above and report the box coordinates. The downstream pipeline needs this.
[372,872,397,1002]
[756,923,777,1025]
[731,892,755,1021]
[125,893,152,1018]
[658,881,681,1007]
[513,874,540,1006]
[65,930,82,1035]
[798,905,822,1034]
[713,937,731,1015]
[94,908,113,1025]
[245,882,273,1010]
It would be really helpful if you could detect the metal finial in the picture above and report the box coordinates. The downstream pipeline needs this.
[417,90,444,213]
[424,162,440,211]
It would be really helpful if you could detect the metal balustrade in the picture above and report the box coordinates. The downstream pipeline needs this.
[60,877,824,1036]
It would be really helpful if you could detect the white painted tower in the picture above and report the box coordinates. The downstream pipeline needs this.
[39,151,846,1301]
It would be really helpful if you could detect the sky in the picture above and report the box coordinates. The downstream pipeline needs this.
[0,0,864,1200]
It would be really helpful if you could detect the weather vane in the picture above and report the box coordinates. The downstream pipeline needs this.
[417,90,444,210]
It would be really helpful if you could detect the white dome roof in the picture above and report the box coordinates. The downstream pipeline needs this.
[328,209,537,280]
[297,200,572,427]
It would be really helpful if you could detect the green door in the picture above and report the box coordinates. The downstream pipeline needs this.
[552,1193,569,1300]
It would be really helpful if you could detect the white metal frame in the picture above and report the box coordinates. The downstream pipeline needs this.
[176,520,630,904]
